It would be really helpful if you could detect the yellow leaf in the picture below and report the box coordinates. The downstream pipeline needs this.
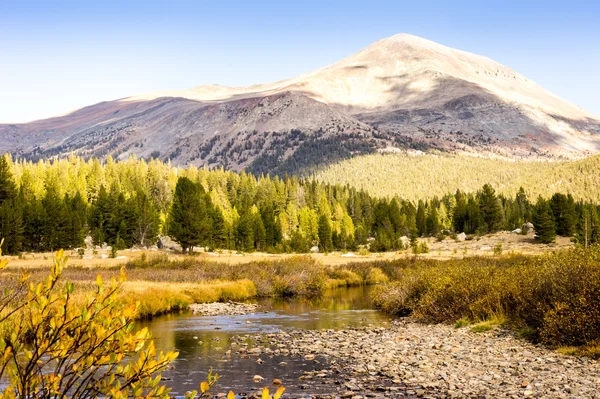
[228,391,235,399]
[262,387,269,399]
[274,386,285,399]
[200,381,209,393]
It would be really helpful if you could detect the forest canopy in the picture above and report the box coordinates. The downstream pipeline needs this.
[0,154,598,255]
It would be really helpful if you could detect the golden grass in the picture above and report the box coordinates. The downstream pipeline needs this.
[120,279,257,319]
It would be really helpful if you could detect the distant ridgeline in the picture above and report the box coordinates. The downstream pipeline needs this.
[0,154,598,255]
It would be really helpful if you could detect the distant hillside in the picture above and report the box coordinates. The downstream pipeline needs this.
[2,33,600,170]
[312,152,600,202]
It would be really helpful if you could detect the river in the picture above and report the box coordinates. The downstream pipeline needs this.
[139,285,390,397]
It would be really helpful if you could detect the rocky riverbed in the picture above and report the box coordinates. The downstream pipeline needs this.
[189,302,258,316]
[230,320,600,399]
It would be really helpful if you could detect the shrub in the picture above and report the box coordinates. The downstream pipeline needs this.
[0,248,179,398]
[371,247,600,350]
[493,243,503,256]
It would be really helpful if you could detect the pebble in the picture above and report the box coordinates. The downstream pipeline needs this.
[236,319,600,398]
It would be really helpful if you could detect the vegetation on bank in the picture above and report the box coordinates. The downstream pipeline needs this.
[371,246,600,356]
[313,151,600,202]
[7,254,388,319]
[1,154,599,256]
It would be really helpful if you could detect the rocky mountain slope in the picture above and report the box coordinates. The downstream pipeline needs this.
[2,34,600,172]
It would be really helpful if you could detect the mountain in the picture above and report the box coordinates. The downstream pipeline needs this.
[2,34,600,172]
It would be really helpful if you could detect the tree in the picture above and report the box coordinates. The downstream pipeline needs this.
[0,155,16,206]
[317,214,333,252]
[416,200,426,237]
[0,200,24,254]
[168,177,213,253]
[575,204,600,248]
[550,193,576,236]
[478,184,503,233]
[533,197,556,244]
[131,191,160,247]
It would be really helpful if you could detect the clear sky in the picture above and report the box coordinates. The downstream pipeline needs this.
[1,0,599,123]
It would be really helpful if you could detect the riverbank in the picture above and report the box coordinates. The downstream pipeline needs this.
[243,320,600,399]
[1,254,389,320]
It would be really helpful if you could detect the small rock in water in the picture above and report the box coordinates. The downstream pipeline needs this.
[272,378,282,385]
[253,375,264,383]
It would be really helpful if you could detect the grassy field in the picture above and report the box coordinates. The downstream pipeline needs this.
[312,151,600,201]
[3,231,574,269]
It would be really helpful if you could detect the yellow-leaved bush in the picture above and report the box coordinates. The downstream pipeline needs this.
[0,245,190,399]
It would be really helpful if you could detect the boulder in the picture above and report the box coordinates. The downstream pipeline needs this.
[456,232,467,241]
[157,236,182,252]
[399,236,410,248]
[84,235,93,249]
[310,246,319,253]
[522,222,534,233]
[512,228,522,234]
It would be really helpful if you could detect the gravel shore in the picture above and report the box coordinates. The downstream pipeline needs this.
[189,302,258,316]
[233,320,600,399]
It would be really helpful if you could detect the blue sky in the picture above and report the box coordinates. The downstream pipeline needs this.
[1,0,599,122]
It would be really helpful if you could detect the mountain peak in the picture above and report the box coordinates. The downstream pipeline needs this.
[2,34,600,166]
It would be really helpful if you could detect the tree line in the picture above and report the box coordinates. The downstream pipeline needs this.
[0,154,599,255]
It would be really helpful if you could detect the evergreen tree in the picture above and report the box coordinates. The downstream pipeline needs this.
[317,214,333,252]
[0,156,17,206]
[533,197,556,244]
[478,184,503,233]
[550,193,576,236]
[416,200,426,237]
[0,200,24,254]
[210,207,229,249]
[168,177,213,253]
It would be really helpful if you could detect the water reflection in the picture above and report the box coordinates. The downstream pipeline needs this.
[140,286,390,397]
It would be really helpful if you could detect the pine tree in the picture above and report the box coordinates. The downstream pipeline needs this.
[416,200,426,237]
[478,184,503,233]
[168,177,213,253]
[550,193,576,236]
[317,214,333,252]
[0,200,24,254]
[533,197,556,244]
[0,155,17,206]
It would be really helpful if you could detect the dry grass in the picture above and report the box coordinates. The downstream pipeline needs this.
[0,254,393,320]
[2,231,574,270]
[371,246,600,350]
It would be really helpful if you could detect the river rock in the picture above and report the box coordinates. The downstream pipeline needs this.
[253,320,600,398]
[189,302,258,316]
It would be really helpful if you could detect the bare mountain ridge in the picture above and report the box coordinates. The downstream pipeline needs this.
[2,33,600,171]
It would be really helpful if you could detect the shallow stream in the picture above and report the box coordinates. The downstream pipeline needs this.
[139,286,391,397]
